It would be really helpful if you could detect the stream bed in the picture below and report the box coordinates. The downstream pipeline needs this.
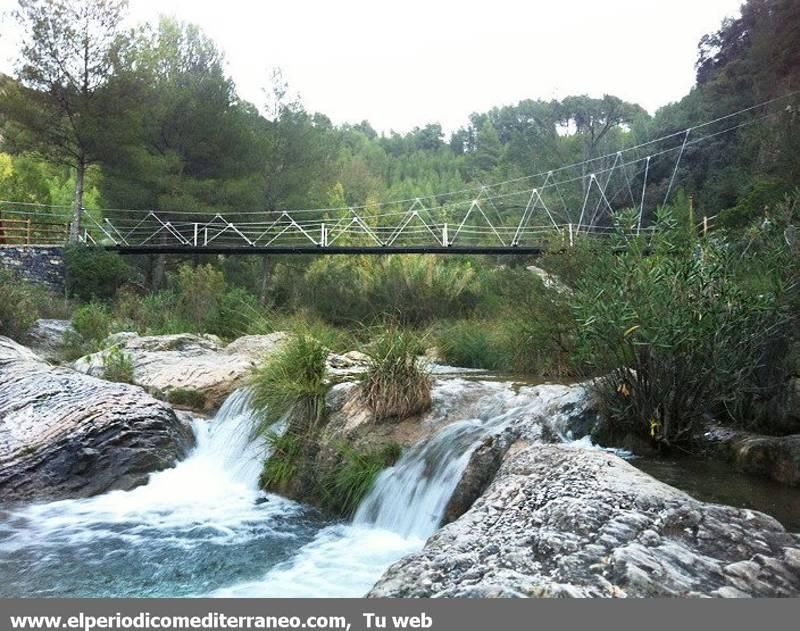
[1,386,798,597]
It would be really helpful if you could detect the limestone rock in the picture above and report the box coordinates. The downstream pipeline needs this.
[0,336,194,501]
[73,332,289,412]
[443,382,594,524]
[25,319,73,361]
[526,265,569,293]
[369,444,800,598]
[701,424,800,487]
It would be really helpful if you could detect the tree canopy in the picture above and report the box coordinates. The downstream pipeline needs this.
[0,0,798,236]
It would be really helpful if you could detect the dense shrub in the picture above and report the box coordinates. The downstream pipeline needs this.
[434,319,504,370]
[166,387,207,410]
[209,287,267,338]
[360,328,432,421]
[63,302,113,360]
[112,272,267,339]
[114,288,191,335]
[175,263,226,330]
[299,255,479,326]
[64,245,130,301]
[494,271,577,376]
[573,210,791,447]
[0,271,39,340]
[299,256,373,325]
[271,311,357,354]
[71,302,112,342]
[367,256,479,326]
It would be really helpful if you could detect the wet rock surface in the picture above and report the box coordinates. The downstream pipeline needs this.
[369,444,800,598]
[0,336,194,501]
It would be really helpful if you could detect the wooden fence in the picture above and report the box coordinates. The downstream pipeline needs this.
[0,217,69,245]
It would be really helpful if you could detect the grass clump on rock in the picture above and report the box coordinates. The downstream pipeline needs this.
[320,442,402,517]
[166,387,207,410]
[250,333,330,437]
[360,328,432,422]
[260,430,305,489]
[101,346,134,384]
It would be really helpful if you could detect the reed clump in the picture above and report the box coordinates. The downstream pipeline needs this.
[360,328,432,422]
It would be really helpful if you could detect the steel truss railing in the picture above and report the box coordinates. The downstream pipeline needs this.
[0,115,718,252]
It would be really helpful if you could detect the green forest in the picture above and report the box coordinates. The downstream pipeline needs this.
[1,0,799,451]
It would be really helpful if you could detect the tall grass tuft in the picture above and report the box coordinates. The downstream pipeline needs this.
[249,334,330,438]
[360,328,432,421]
[260,430,305,489]
[320,442,402,517]
[101,345,135,384]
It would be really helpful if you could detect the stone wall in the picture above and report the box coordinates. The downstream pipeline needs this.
[0,245,65,292]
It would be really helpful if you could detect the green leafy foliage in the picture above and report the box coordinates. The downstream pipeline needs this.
[63,302,113,360]
[166,387,207,410]
[64,246,131,301]
[319,443,402,517]
[572,209,793,446]
[260,431,304,489]
[299,255,479,326]
[174,264,226,331]
[433,320,504,370]
[0,270,39,340]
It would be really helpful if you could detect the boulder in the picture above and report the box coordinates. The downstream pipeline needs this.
[0,336,194,501]
[754,377,800,435]
[322,378,580,456]
[700,424,800,487]
[273,378,595,510]
[73,332,290,412]
[25,318,74,361]
[369,444,800,597]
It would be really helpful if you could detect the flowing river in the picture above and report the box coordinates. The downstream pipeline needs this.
[1,385,797,597]
[0,387,525,597]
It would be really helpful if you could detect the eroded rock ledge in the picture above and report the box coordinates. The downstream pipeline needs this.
[73,332,290,412]
[370,444,800,598]
[72,332,373,413]
[0,336,194,501]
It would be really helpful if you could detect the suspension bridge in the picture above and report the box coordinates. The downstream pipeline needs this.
[0,97,788,256]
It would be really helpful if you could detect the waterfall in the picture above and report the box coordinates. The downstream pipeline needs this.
[0,380,587,597]
[0,390,320,598]
[353,408,522,539]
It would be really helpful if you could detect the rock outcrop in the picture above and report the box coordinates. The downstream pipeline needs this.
[0,336,194,501]
[25,319,74,361]
[73,332,290,412]
[71,332,377,413]
[369,443,800,598]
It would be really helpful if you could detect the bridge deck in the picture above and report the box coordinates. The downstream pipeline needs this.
[109,245,549,256]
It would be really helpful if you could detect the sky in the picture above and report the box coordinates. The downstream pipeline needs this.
[0,0,744,134]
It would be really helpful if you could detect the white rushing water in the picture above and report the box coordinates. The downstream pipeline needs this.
[0,391,323,597]
[0,381,582,597]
